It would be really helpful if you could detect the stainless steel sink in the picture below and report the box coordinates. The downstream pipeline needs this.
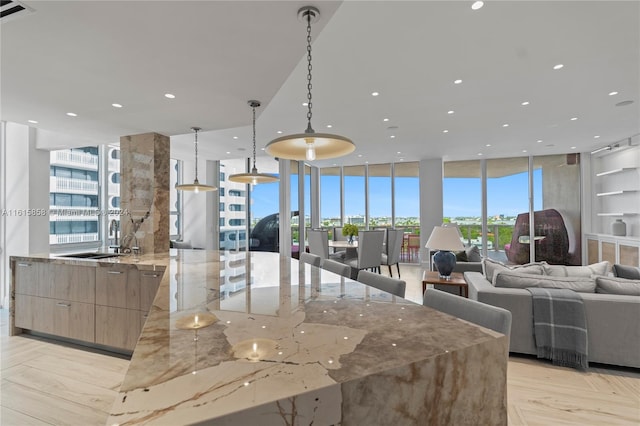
[59,252,125,259]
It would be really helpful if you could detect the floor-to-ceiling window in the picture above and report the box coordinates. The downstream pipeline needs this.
[368,164,392,228]
[247,156,279,252]
[394,162,420,232]
[344,165,365,229]
[443,160,482,246]
[320,166,341,234]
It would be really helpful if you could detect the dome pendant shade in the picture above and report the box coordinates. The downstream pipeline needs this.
[266,6,354,162]
[229,100,279,185]
[265,132,355,160]
[176,127,217,192]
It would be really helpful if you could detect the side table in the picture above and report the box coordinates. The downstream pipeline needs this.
[421,271,468,298]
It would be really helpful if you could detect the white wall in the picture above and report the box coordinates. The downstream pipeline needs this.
[0,122,50,307]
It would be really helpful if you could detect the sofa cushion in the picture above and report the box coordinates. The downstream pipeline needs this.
[465,245,482,262]
[455,250,468,262]
[494,270,596,293]
[612,264,640,280]
[483,257,545,283]
[596,276,640,296]
[542,261,609,277]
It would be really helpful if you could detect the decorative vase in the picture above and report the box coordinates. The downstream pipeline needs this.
[433,250,456,279]
[611,219,627,236]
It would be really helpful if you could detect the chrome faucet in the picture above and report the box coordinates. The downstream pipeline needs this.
[109,219,120,253]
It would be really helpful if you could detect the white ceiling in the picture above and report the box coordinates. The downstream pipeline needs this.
[2,1,639,167]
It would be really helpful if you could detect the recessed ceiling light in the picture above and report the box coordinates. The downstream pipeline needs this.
[233,136,238,139]
[537,140,543,143]
[447,110,455,114]
[571,146,577,150]
[570,117,578,121]
[326,124,332,128]
[371,92,379,96]
[390,135,396,139]
[477,153,483,156]
[396,151,401,154]
[398,158,404,162]
[66,112,77,117]
[471,1,484,10]
[553,64,564,70]
[594,135,601,139]
[502,123,509,127]
[357,154,363,157]
[365,161,369,164]
[383,118,389,122]
[608,91,618,96]
[261,148,265,151]
[302,102,308,106]
[522,150,527,153]
[521,101,530,106]
[112,103,123,108]
[27,119,38,124]
[443,130,449,133]
[277,130,283,134]
[226,151,231,154]
[164,93,175,99]
[485,144,491,147]
[454,79,462,84]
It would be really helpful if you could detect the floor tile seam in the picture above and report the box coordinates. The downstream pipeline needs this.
[0,404,58,426]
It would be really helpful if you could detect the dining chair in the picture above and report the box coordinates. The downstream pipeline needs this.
[357,270,406,298]
[300,252,322,267]
[381,229,404,278]
[345,230,385,280]
[423,288,512,339]
[407,234,421,261]
[308,229,345,262]
[321,258,351,278]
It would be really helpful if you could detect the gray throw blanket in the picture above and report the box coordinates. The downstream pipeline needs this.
[526,287,588,370]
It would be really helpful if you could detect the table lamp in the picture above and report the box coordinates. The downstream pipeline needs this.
[425,226,465,280]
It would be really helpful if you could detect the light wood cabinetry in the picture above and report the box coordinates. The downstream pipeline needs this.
[12,258,165,352]
[585,233,640,267]
[95,264,163,350]
[14,262,96,342]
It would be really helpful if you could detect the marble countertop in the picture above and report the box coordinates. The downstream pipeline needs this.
[96,250,508,425]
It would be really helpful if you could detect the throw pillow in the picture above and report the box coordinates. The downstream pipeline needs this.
[455,250,468,262]
[465,244,482,262]
[612,264,640,280]
[596,276,640,296]
[483,257,545,283]
[494,270,596,293]
[542,261,609,277]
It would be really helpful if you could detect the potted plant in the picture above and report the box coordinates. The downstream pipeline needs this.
[342,224,359,244]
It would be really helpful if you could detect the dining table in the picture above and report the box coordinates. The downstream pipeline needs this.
[107,249,508,425]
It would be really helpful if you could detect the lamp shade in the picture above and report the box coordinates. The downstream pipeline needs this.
[425,226,465,251]
[265,132,355,161]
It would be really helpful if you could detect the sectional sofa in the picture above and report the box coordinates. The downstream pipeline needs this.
[465,260,640,368]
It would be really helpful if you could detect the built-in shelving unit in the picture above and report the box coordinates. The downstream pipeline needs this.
[596,190,638,197]
[596,212,638,217]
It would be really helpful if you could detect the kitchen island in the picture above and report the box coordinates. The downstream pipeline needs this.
[11,250,508,425]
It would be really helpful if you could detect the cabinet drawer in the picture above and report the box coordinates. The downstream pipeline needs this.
[15,294,94,342]
[50,298,95,342]
[49,264,96,303]
[139,270,163,312]
[96,265,140,309]
[13,261,48,297]
[95,305,142,351]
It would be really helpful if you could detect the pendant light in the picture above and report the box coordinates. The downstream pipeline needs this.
[265,6,355,161]
[229,100,279,184]
[176,127,217,192]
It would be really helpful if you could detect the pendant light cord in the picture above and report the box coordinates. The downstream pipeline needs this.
[192,127,200,181]
[252,105,257,170]
[305,11,314,134]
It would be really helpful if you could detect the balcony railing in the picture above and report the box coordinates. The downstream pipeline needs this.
[51,150,98,169]
[50,232,99,245]
[50,176,98,194]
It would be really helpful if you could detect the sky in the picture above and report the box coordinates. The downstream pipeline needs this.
[249,169,542,220]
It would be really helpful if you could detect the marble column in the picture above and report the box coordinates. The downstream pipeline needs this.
[119,132,170,254]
